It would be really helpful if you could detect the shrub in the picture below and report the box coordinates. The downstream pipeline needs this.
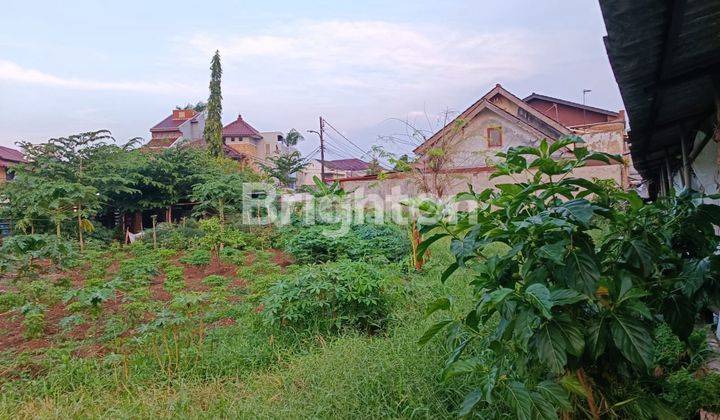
[180,249,212,266]
[261,260,391,333]
[349,224,410,262]
[662,369,720,416]
[0,291,26,312]
[202,275,229,288]
[654,323,686,370]
[21,303,46,339]
[198,217,248,251]
[154,223,205,250]
[283,225,351,264]
[164,265,185,292]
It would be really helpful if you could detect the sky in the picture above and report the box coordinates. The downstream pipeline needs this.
[0,0,623,159]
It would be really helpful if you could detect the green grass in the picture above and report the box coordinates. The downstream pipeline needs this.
[0,240,473,419]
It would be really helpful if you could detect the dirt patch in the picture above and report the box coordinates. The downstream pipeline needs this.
[182,256,238,293]
[72,343,108,358]
[211,317,236,328]
[149,274,172,302]
[269,249,294,267]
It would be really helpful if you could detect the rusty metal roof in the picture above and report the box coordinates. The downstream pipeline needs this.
[600,0,720,180]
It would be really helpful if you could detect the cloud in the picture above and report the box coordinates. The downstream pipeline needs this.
[183,20,548,94]
[0,60,195,94]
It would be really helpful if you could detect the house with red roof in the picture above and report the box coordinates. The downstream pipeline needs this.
[0,146,25,183]
[147,111,291,169]
[147,109,206,149]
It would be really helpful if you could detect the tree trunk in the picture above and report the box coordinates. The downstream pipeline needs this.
[77,204,84,252]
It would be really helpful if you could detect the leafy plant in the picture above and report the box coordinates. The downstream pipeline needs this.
[261,259,391,333]
[180,249,212,266]
[418,137,720,417]
[21,303,46,339]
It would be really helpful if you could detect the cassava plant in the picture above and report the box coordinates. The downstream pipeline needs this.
[418,136,720,418]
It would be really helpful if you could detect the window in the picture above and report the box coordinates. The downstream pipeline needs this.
[487,127,502,147]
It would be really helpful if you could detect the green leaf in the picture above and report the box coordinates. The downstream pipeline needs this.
[550,288,587,306]
[610,313,653,370]
[662,294,695,341]
[560,250,599,295]
[554,314,585,356]
[623,239,654,277]
[416,233,448,259]
[559,374,587,398]
[535,323,567,374]
[458,389,483,417]
[425,297,451,317]
[558,199,595,224]
[536,380,572,411]
[441,262,459,283]
[418,320,452,345]
[451,236,477,267]
[442,357,483,381]
[537,241,567,265]
[504,381,533,420]
[525,283,554,319]
[529,391,559,420]
[587,316,608,360]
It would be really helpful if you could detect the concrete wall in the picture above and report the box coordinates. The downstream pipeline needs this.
[0,166,6,183]
[340,164,624,199]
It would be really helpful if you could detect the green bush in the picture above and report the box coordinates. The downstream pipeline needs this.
[349,223,410,262]
[0,291,26,312]
[21,303,46,339]
[283,223,410,265]
[261,260,391,333]
[164,265,185,292]
[202,275,229,288]
[180,249,212,266]
[155,223,205,250]
[662,369,720,416]
[653,324,686,370]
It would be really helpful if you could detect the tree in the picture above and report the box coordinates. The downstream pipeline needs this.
[176,101,207,112]
[260,151,309,188]
[191,172,247,226]
[282,129,304,147]
[203,50,224,157]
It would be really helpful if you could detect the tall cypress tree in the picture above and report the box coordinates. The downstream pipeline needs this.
[204,50,224,157]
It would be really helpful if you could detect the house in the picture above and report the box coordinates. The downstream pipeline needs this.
[599,0,720,199]
[297,158,370,186]
[0,146,25,183]
[146,111,292,169]
[147,109,206,149]
[221,114,293,168]
[339,84,631,197]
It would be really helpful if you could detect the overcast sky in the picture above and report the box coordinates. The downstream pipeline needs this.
[0,0,622,159]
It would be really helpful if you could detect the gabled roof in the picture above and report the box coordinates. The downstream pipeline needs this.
[523,93,620,117]
[150,110,201,133]
[322,158,370,171]
[414,84,571,154]
[0,146,25,164]
[223,115,262,139]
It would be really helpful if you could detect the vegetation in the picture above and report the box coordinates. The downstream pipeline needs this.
[203,50,224,157]
[0,128,718,418]
[418,137,720,418]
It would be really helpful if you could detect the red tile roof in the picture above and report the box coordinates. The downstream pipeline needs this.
[0,146,25,166]
[150,110,200,133]
[223,115,262,139]
[323,158,370,171]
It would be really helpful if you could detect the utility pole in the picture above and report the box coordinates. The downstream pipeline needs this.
[319,116,325,182]
[582,89,592,125]
[307,116,326,182]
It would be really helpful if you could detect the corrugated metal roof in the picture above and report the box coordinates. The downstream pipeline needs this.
[322,158,370,171]
[600,0,720,182]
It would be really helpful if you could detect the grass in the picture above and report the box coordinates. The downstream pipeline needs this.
[0,235,473,419]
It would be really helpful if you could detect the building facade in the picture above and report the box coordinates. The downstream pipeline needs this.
[0,146,25,183]
[339,84,631,197]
